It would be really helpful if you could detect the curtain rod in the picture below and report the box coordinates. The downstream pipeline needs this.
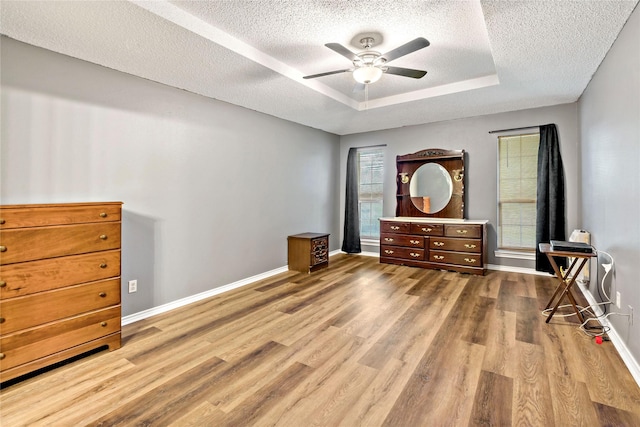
[488,126,539,134]
[355,144,387,149]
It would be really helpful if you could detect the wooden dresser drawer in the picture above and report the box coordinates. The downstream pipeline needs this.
[410,223,444,236]
[0,250,121,299]
[0,278,120,334]
[429,250,482,267]
[429,237,482,253]
[381,246,424,261]
[0,306,121,371]
[0,223,121,265]
[444,224,482,239]
[0,203,121,230]
[380,221,411,234]
[381,233,424,248]
[311,237,328,265]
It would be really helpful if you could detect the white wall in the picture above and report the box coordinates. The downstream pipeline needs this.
[1,37,341,316]
[340,103,580,268]
[579,6,639,363]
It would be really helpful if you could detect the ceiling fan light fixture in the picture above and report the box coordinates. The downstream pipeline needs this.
[353,66,383,84]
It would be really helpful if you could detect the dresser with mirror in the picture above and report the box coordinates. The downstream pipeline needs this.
[380,149,488,275]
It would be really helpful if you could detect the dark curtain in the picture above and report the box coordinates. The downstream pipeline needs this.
[535,124,567,273]
[342,148,361,253]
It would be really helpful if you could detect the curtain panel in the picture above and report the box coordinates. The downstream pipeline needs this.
[535,124,567,273]
[342,147,361,253]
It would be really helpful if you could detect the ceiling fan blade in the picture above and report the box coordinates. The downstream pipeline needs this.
[303,69,352,79]
[381,37,430,63]
[325,43,359,61]
[384,66,427,79]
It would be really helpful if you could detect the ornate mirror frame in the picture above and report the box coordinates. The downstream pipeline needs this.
[396,148,465,218]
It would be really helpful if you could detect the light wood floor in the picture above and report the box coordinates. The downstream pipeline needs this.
[2,254,640,426]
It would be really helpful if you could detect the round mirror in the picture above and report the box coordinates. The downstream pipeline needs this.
[409,163,453,213]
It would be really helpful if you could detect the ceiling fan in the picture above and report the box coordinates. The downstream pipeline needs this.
[303,37,430,85]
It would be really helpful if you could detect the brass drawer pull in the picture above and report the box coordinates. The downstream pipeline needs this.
[100,263,108,268]
[0,219,5,224]
[433,241,444,246]
[0,246,6,252]
[0,353,5,360]
[99,235,108,240]
[421,227,432,232]
[433,255,444,260]
[0,281,6,288]
[100,212,108,218]
[384,237,394,242]
[0,317,5,323]
[99,292,107,297]
[456,229,468,234]
[390,226,400,230]
[410,252,421,258]
[410,240,420,245]
[464,244,477,249]
[464,258,477,263]
[384,250,394,255]
[101,322,108,327]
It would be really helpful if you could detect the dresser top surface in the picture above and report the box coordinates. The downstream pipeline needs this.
[288,232,329,240]
[1,201,123,209]
[380,217,488,225]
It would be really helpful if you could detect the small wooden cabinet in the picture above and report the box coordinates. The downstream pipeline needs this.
[287,233,329,274]
[0,202,123,382]
[380,218,487,275]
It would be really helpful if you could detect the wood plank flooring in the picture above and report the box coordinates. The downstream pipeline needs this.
[2,253,640,426]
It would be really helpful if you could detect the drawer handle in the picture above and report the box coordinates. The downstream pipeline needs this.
[390,226,400,230]
[456,230,468,234]
[101,322,108,327]
[99,235,108,240]
[384,238,394,242]
[433,255,444,260]
[0,281,6,288]
[0,219,5,225]
[464,244,477,249]
[421,227,432,232]
[100,212,108,218]
[0,246,6,252]
[0,353,5,360]
[464,258,477,263]
[100,263,108,269]
[433,241,444,247]
[410,252,421,258]
[99,292,107,297]
[0,317,5,323]
[410,240,420,245]
[384,250,394,255]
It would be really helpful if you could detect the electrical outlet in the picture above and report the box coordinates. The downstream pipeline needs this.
[616,291,621,309]
[128,280,138,293]
[629,305,634,325]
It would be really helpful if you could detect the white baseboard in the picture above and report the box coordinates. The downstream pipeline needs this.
[122,249,343,326]
[121,253,640,388]
[577,283,640,386]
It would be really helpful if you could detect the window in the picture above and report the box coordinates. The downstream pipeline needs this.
[358,147,384,240]
[497,133,539,251]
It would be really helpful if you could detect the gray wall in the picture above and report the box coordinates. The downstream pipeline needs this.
[1,37,341,316]
[579,6,639,361]
[340,103,580,269]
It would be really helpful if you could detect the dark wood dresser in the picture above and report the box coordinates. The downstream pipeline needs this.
[287,233,329,274]
[0,202,123,382]
[380,217,488,275]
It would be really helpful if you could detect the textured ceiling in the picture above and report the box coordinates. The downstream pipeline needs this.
[1,0,637,135]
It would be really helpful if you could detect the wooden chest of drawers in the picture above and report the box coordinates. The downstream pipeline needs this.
[287,233,329,274]
[380,218,487,275]
[0,202,123,382]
